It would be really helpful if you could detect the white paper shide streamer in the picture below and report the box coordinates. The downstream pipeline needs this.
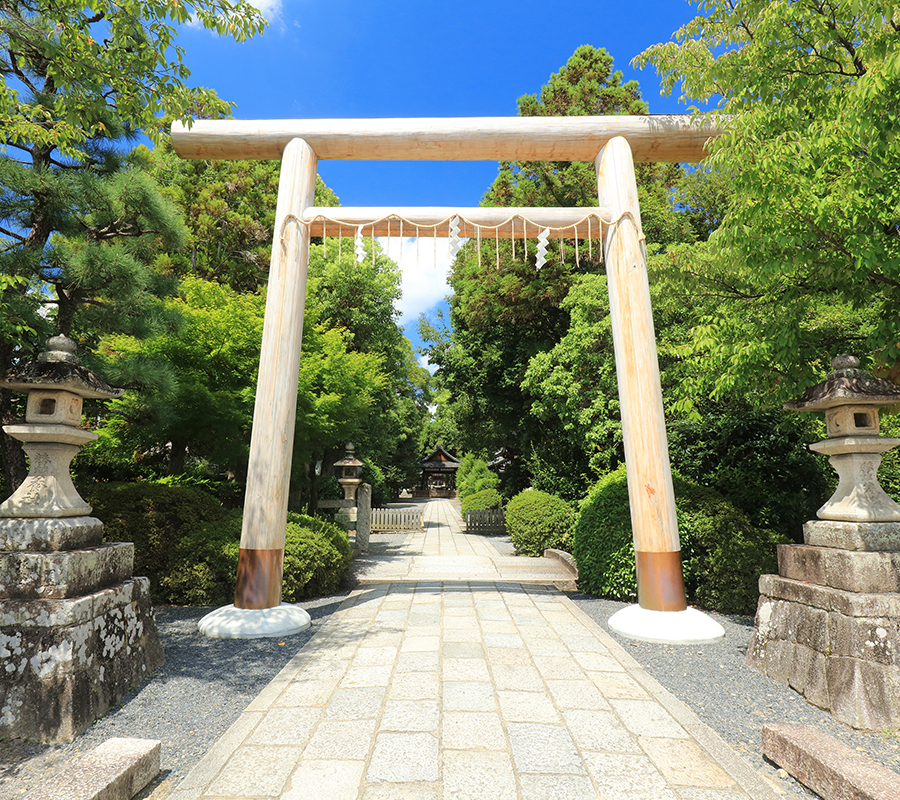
[448,216,462,263]
[536,227,550,271]
[354,225,366,263]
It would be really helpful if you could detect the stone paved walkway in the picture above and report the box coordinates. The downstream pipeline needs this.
[170,499,778,800]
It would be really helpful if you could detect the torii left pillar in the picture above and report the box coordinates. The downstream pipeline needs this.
[198,138,315,638]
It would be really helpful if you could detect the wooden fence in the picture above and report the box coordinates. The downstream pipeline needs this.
[465,509,506,535]
[371,507,424,532]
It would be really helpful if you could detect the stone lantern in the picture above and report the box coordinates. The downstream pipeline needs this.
[746,355,900,729]
[334,442,363,524]
[0,335,123,518]
[783,354,900,525]
[0,335,163,742]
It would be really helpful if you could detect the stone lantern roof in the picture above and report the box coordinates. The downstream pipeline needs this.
[3,335,123,400]
[334,442,364,469]
[783,355,900,412]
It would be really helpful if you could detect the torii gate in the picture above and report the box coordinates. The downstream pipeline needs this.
[171,116,725,643]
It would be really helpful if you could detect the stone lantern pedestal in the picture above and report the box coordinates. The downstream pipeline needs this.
[0,337,164,741]
[747,356,900,729]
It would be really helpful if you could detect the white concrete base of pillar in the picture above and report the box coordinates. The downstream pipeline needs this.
[198,603,311,639]
[608,604,725,644]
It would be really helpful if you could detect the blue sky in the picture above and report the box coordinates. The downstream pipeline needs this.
[173,0,700,361]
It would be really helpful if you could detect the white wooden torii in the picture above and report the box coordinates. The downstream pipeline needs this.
[171,115,725,642]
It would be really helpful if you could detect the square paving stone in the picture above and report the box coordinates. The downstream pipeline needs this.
[532,655,587,680]
[581,752,678,799]
[380,699,440,732]
[388,671,440,700]
[367,732,439,782]
[443,628,479,642]
[442,641,484,658]
[559,634,610,654]
[303,719,377,759]
[546,679,610,710]
[674,789,750,800]
[206,745,303,797]
[441,711,507,750]
[352,646,398,667]
[325,686,386,719]
[361,783,439,800]
[443,657,491,681]
[639,737,737,789]
[282,759,365,800]
[482,632,524,648]
[490,663,544,691]
[522,637,570,658]
[442,750,518,800]
[341,664,394,687]
[485,647,532,666]
[519,774,599,800]
[298,660,352,680]
[497,690,560,723]
[248,707,321,746]
[442,681,496,712]
[562,708,642,753]
[610,699,689,739]
[401,635,440,652]
[396,652,439,673]
[275,677,341,708]
[572,651,625,672]
[588,672,651,699]
[506,722,585,774]
[479,620,518,634]
[359,632,404,648]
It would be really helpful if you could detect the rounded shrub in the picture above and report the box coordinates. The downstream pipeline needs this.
[86,481,353,604]
[456,455,499,499]
[505,489,574,557]
[461,488,503,514]
[85,481,227,598]
[573,466,786,614]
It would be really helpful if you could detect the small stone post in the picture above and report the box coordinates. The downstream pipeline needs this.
[356,483,372,553]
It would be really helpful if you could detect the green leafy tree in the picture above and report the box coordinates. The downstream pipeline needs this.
[634,1,900,398]
[0,0,265,491]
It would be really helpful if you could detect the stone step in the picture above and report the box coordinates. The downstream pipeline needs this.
[762,723,900,800]
[778,543,900,593]
[24,737,160,800]
[0,543,134,599]
[0,516,103,552]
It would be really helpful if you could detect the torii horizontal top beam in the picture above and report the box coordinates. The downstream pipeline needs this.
[170,115,720,163]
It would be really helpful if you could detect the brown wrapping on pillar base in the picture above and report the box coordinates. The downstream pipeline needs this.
[235,548,284,609]
[636,550,687,612]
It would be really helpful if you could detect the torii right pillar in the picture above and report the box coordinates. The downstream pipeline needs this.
[596,137,723,643]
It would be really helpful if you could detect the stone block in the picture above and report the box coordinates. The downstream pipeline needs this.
[759,574,900,618]
[0,517,103,552]
[762,723,900,800]
[825,549,900,593]
[826,657,900,730]
[23,737,160,800]
[0,543,134,600]
[787,602,829,653]
[0,579,164,742]
[804,519,900,551]
[831,613,897,666]
[777,545,826,585]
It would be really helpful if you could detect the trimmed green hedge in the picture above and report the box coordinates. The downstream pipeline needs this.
[505,489,574,557]
[86,482,352,604]
[461,488,503,514]
[573,466,786,614]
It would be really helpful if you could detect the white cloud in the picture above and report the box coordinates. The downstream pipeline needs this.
[378,236,458,326]
[246,0,283,21]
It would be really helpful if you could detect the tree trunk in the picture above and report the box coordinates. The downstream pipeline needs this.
[0,389,27,498]
[169,440,186,475]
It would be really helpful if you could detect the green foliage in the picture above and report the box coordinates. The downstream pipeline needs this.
[0,0,266,154]
[505,489,574,557]
[460,488,503,514]
[85,481,351,604]
[635,1,900,398]
[573,467,786,615]
[667,409,830,539]
[85,481,226,597]
[456,454,499,499]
